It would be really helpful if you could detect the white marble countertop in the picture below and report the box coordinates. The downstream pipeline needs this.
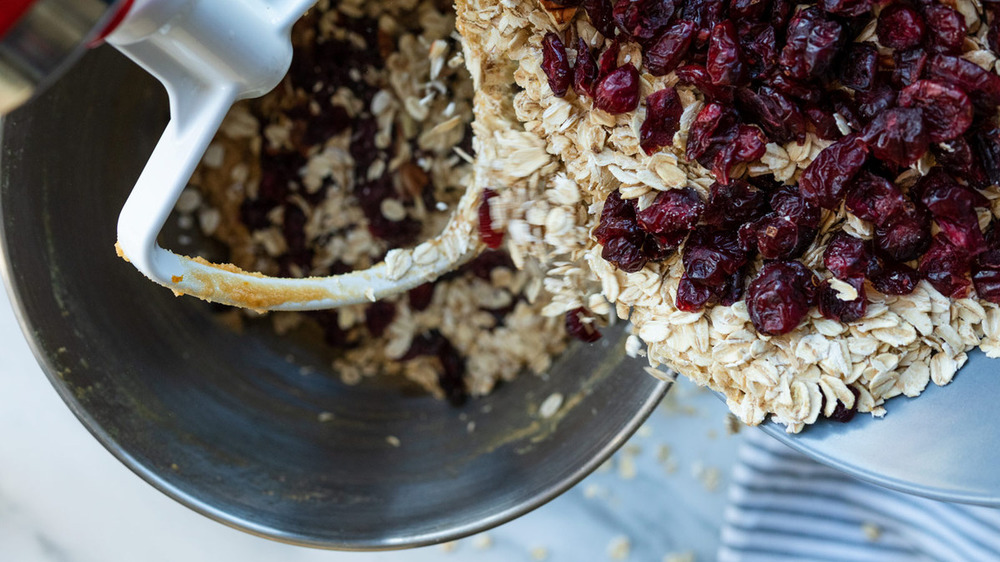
[0,277,740,562]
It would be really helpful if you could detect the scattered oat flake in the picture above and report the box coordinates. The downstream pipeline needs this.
[317,412,334,422]
[440,540,459,552]
[472,533,493,549]
[386,435,401,447]
[531,546,550,561]
[663,552,696,562]
[862,522,882,542]
[539,393,564,418]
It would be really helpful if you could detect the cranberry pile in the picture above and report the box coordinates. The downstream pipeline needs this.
[508,0,1000,336]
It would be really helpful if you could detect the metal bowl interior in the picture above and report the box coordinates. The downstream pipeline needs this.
[0,48,667,549]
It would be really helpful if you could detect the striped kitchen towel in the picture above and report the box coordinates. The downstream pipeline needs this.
[718,428,1000,562]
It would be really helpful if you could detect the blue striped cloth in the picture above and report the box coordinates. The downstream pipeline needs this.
[719,429,1000,562]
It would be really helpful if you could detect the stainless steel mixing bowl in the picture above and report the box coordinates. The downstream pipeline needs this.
[0,48,668,549]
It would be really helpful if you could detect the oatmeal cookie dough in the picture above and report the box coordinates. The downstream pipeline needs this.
[455,0,1000,432]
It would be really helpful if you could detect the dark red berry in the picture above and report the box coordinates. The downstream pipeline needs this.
[861,107,929,167]
[837,43,878,91]
[935,137,990,189]
[737,23,779,80]
[365,301,397,337]
[637,187,704,235]
[612,0,675,40]
[971,127,1000,187]
[646,19,697,76]
[877,4,926,50]
[583,0,617,38]
[919,235,972,297]
[602,233,648,272]
[819,0,871,17]
[707,20,745,86]
[408,283,435,311]
[818,277,868,323]
[640,87,683,155]
[870,261,920,295]
[682,226,749,286]
[844,171,907,227]
[747,261,820,335]
[854,80,899,125]
[771,184,821,228]
[711,124,767,185]
[799,134,869,209]
[573,38,600,96]
[922,4,966,55]
[594,64,640,114]
[594,189,640,244]
[685,102,739,163]
[824,232,871,280]
[675,65,735,103]
[681,0,726,46]
[542,33,571,97]
[730,0,769,20]
[917,170,988,257]
[598,40,621,78]
[746,214,817,260]
[874,205,932,262]
[735,86,807,144]
[892,49,928,89]
[565,307,603,342]
[779,7,844,80]
[926,54,1000,111]
[825,386,861,422]
[898,80,972,142]
[973,268,1000,303]
[676,274,713,311]
[702,179,769,229]
[478,188,504,249]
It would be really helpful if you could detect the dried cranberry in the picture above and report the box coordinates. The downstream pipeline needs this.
[844,171,907,227]
[365,301,397,337]
[682,226,749,286]
[644,232,683,260]
[595,190,638,243]
[871,260,920,295]
[771,185,821,228]
[971,127,1000,187]
[892,49,928,89]
[861,107,929,167]
[854,80,898,124]
[877,4,926,50]
[478,188,504,249]
[824,232,872,280]
[745,214,817,260]
[542,33,571,97]
[602,233,648,272]
[978,225,1000,269]
[935,137,989,189]
[769,71,825,105]
[973,268,1000,302]
[465,249,516,280]
[825,386,861,422]
[917,171,988,256]
[919,235,972,297]
[737,23,778,80]
[805,106,842,140]
[646,20,697,76]
[675,65,735,103]
[716,267,748,305]
[702,179,769,229]
[681,0,726,46]
[711,124,767,185]
[818,277,868,323]
[746,261,819,335]
[676,274,713,311]
[771,0,794,29]
[685,102,739,163]
[922,4,966,55]
[598,40,621,78]
[612,0,675,40]
[583,0,618,38]
[926,54,1000,111]
[593,64,640,114]
[565,307,603,342]
[898,80,972,142]
[707,20,745,86]
[799,134,869,209]
[637,187,704,235]
[779,7,844,80]
[640,87,683,155]
[819,0,871,16]
[991,16,1000,55]
[573,38,600,96]
[730,0,769,20]
[874,205,932,262]
[837,43,878,91]
[735,86,807,144]
[408,283,435,311]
